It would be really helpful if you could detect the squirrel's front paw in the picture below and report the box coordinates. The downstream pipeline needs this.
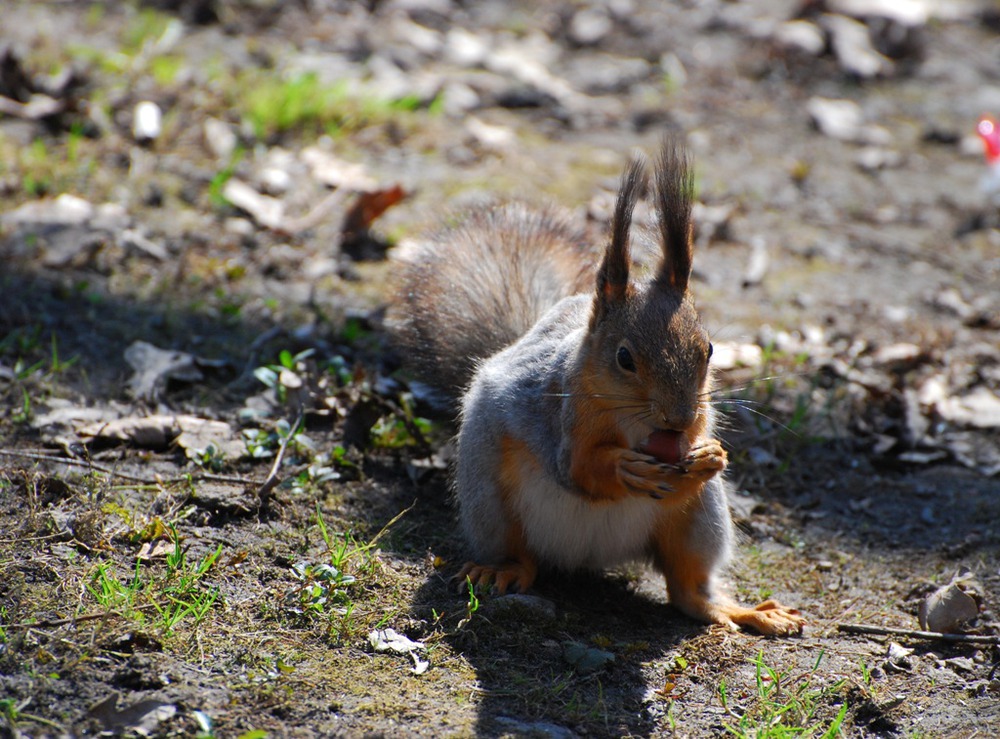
[617,450,683,499]
[678,439,727,480]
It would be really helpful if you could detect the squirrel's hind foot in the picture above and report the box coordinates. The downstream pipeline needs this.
[714,599,805,636]
[454,559,537,595]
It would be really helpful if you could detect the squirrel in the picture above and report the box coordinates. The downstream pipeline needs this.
[390,141,804,636]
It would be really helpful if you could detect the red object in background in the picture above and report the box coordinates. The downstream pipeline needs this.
[977,115,1000,165]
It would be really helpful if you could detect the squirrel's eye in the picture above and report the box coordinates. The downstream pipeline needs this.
[707,342,714,361]
[616,346,636,373]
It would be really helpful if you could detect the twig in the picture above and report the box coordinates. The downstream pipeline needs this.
[0,449,263,487]
[4,605,159,631]
[838,623,1000,645]
[257,414,302,510]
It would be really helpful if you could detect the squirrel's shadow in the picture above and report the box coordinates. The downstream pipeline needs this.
[393,478,706,739]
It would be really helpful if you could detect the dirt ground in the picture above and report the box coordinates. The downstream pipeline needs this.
[1,0,999,737]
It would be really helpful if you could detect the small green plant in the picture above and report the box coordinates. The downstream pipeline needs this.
[279,506,384,642]
[243,418,314,461]
[11,388,32,424]
[47,332,77,375]
[152,533,222,634]
[0,698,64,733]
[370,393,434,449]
[720,650,848,738]
[121,8,171,53]
[254,348,314,404]
[284,561,356,617]
[192,443,226,472]
[457,578,479,629]
[286,461,341,495]
[315,505,375,576]
[243,72,351,138]
[208,146,245,209]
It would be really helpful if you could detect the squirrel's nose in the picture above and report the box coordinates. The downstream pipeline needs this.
[659,406,697,431]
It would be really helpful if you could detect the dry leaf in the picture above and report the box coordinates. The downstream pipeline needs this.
[342,184,407,236]
[918,568,983,633]
[125,341,203,403]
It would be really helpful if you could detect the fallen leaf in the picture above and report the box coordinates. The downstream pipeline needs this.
[369,628,429,675]
[79,415,180,449]
[884,641,914,672]
[174,416,245,461]
[136,540,173,562]
[935,387,1000,429]
[342,184,407,236]
[124,341,204,403]
[919,568,984,633]
[89,693,177,735]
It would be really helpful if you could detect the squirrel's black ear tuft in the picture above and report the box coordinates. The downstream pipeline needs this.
[595,155,647,315]
[654,141,694,292]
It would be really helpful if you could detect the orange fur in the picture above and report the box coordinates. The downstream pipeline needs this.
[653,511,804,636]
[456,435,538,594]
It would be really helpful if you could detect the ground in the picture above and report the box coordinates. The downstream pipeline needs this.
[1,1,999,737]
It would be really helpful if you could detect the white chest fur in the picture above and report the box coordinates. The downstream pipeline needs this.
[513,473,663,571]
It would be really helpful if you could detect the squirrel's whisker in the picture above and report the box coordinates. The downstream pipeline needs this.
[701,370,812,398]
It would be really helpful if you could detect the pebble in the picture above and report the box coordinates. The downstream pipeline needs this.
[822,14,893,78]
[773,20,825,56]
[203,117,237,160]
[441,81,480,115]
[444,27,490,67]
[807,96,892,145]
[569,7,613,46]
[132,100,162,143]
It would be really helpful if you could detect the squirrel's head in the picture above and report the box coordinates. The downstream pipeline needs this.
[588,143,713,433]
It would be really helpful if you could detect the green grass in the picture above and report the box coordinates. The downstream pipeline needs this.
[719,650,849,738]
[82,527,223,636]
[238,70,438,140]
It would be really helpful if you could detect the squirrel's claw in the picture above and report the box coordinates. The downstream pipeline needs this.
[618,439,726,498]
[678,439,728,478]
[717,599,805,637]
[454,560,537,595]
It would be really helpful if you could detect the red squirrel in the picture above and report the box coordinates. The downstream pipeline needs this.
[391,142,804,635]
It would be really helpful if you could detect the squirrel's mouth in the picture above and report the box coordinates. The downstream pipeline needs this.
[641,429,686,464]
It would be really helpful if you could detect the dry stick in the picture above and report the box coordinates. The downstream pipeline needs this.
[0,449,262,487]
[257,415,303,510]
[5,604,160,631]
[838,623,1000,645]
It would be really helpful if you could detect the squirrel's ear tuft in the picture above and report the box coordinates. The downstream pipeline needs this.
[595,155,647,315]
[654,141,694,292]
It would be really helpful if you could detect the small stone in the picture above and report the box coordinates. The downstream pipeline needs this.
[569,8,613,46]
[807,96,892,145]
[822,14,893,78]
[773,20,825,56]
[132,101,162,143]
[203,117,237,160]
[444,27,490,67]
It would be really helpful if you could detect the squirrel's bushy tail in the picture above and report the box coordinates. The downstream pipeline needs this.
[389,202,593,399]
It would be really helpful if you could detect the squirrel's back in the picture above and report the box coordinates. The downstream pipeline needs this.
[389,202,594,397]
